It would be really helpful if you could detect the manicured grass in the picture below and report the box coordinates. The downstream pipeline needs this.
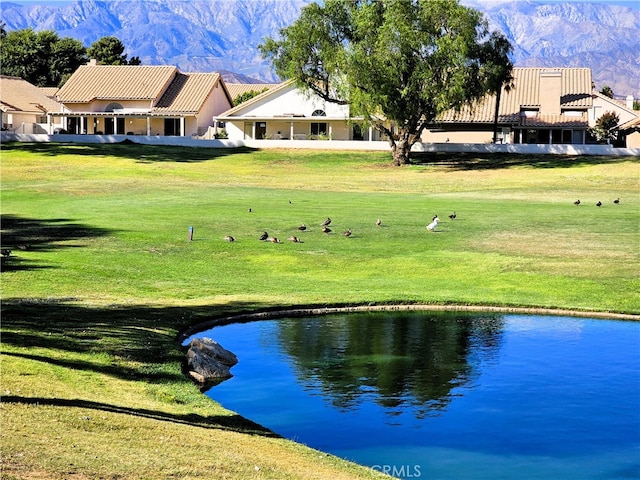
[1,142,638,479]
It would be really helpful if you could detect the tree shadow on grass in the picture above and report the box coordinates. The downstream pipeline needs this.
[1,214,116,272]
[411,152,636,170]
[1,299,283,437]
[2,141,257,163]
[1,395,278,437]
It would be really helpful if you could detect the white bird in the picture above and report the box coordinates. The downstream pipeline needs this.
[426,216,439,232]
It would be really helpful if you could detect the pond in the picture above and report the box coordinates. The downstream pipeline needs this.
[190,312,640,480]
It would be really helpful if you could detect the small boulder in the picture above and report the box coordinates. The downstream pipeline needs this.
[187,337,238,383]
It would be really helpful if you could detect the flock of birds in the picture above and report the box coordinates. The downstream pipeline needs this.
[222,212,456,243]
[574,198,620,206]
[220,196,623,244]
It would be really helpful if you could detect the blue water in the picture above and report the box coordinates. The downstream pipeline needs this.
[192,313,640,480]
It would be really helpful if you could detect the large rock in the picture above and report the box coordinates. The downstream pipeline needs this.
[186,337,238,383]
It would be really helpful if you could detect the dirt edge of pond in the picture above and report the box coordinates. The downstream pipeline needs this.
[179,304,639,343]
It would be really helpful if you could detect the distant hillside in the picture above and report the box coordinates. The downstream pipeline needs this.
[1,0,638,96]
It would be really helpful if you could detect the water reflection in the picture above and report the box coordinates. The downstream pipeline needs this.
[199,313,640,479]
[275,312,505,417]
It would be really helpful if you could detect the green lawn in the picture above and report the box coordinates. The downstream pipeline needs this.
[1,142,638,479]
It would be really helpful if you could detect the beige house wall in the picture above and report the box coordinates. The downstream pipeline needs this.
[225,118,354,141]
[192,83,230,136]
[625,131,640,148]
[4,111,64,134]
[421,128,495,144]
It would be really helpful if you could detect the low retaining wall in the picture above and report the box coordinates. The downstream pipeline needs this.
[2,132,639,156]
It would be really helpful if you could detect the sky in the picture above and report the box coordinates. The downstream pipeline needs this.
[6,0,640,6]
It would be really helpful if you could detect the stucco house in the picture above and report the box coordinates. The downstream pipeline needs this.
[52,63,233,137]
[424,68,599,145]
[0,75,65,134]
[214,80,384,142]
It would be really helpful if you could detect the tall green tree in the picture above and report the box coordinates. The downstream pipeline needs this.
[87,36,140,65]
[260,0,513,165]
[0,28,87,87]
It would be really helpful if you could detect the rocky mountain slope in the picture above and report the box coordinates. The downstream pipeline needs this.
[2,0,638,95]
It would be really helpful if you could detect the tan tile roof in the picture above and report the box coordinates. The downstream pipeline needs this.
[39,86,59,98]
[0,75,63,113]
[154,72,223,113]
[56,65,178,103]
[438,68,593,125]
[225,83,278,103]
[521,113,588,128]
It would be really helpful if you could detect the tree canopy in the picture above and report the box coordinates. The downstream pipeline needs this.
[0,29,140,87]
[260,0,513,165]
[600,85,614,98]
[233,87,269,106]
[87,36,141,66]
[590,111,619,144]
[0,28,87,87]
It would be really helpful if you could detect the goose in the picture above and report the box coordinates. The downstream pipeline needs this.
[224,235,236,242]
[376,218,382,227]
[322,226,332,234]
[268,237,280,243]
[614,198,620,204]
[448,212,456,220]
[1,249,11,257]
[574,200,581,205]
[342,228,352,237]
[259,231,268,241]
[298,224,307,231]
[596,201,602,207]
[288,236,303,243]
[321,217,332,227]
[426,216,439,232]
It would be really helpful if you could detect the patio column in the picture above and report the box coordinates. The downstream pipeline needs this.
[180,117,185,136]
[329,123,333,140]
[146,117,151,136]
[369,126,373,141]
[290,121,294,140]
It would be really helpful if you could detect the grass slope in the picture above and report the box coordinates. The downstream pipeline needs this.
[1,143,638,479]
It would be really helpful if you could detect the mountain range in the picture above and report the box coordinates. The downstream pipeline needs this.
[2,0,639,97]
